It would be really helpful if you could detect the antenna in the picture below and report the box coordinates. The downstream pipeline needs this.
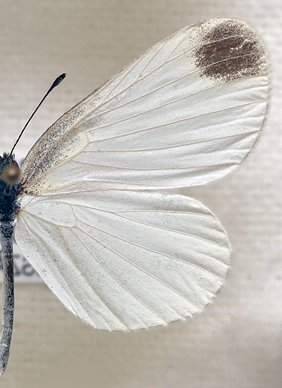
[10,73,66,155]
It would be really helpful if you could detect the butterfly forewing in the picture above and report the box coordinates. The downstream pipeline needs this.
[20,18,268,195]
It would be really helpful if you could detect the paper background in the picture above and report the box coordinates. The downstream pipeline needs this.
[0,0,281,387]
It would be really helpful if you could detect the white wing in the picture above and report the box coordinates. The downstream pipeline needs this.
[15,191,230,330]
[15,18,268,330]
[20,18,268,195]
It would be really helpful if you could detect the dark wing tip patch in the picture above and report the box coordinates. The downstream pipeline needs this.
[195,19,267,82]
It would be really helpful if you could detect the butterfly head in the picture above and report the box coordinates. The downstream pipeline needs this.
[0,154,21,185]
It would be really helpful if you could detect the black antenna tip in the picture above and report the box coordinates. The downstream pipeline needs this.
[51,73,67,89]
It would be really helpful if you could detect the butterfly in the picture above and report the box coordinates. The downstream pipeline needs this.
[0,18,268,374]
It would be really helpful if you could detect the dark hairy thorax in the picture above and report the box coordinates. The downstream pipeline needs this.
[0,154,21,223]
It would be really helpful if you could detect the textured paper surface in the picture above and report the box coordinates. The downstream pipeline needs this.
[0,0,281,387]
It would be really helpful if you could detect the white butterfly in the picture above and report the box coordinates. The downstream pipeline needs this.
[0,18,268,373]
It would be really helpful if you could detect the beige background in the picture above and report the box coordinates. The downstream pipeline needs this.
[0,0,281,387]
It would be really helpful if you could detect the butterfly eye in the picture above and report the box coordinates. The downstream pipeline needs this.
[2,161,21,185]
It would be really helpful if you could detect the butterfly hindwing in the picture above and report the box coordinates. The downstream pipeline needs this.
[15,191,230,330]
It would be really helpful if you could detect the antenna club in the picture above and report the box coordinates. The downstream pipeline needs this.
[59,73,67,81]
[52,73,67,89]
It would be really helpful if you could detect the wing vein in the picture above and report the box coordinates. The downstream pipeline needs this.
[72,227,169,324]
[114,212,227,254]
[59,226,131,329]
[72,159,236,171]
[134,40,166,80]
[21,206,226,272]
[83,130,258,153]
[84,70,264,130]
[79,54,264,126]
[77,215,226,277]
[166,33,188,60]
[75,220,202,309]
[18,214,98,328]
[69,203,228,263]
[84,99,263,143]
[81,31,259,121]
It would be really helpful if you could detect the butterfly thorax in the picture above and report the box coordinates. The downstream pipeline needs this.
[0,154,21,223]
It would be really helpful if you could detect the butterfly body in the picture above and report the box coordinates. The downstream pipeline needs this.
[0,154,22,373]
